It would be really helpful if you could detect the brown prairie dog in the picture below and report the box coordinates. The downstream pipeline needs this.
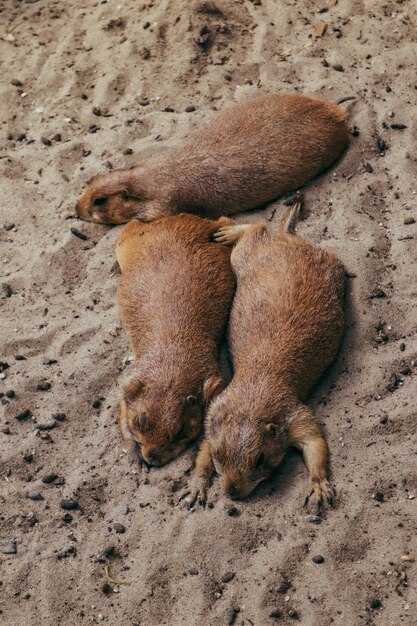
[188,201,345,507]
[76,93,349,224]
[116,214,235,467]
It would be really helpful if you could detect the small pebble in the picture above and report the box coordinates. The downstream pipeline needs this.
[5,389,16,398]
[121,505,130,515]
[404,217,415,225]
[399,342,406,351]
[3,222,15,231]
[123,148,133,155]
[189,568,198,576]
[53,412,66,421]
[92,399,101,409]
[226,506,239,517]
[221,572,235,583]
[1,540,17,555]
[103,545,116,558]
[225,607,238,625]
[60,499,79,510]
[36,381,51,392]
[374,492,384,502]
[312,555,324,564]
[185,105,197,112]
[114,523,126,534]
[102,583,112,595]
[41,136,52,146]
[379,413,388,424]
[11,79,23,86]
[333,64,344,72]
[42,473,58,484]
[365,163,373,173]
[15,409,31,421]
[270,610,282,620]
[391,123,407,130]
[35,420,57,431]
[3,283,13,298]
[370,599,381,609]
[143,21,150,29]
[27,490,44,501]
[70,227,88,241]
[63,513,73,523]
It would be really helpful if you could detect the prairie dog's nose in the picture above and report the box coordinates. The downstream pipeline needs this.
[146,449,161,466]
[227,484,241,500]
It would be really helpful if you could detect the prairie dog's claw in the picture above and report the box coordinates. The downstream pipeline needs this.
[212,225,247,246]
[304,478,335,511]
[182,477,208,510]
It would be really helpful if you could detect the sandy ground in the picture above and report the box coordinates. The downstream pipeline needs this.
[1,1,417,625]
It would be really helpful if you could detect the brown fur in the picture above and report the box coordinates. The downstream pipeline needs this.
[116,214,235,466]
[189,204,345,506]
[76,93,349,224]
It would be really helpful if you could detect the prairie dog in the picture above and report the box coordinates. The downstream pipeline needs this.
[76,93,349,224]
[117,214,235,466]
[188,201,345,506]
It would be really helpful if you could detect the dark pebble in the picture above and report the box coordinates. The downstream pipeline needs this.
[41,136,52,146]
[3,222,15,231]
[377,138,387,152]
[5,390,15,398]
[189,568,198,576]
[60,499,79,510]
[164,106,175,112]
[57,545,76,560]
[350,127,360,137]
[27,490,44,501]
[103,545,116,558]
[185,105,197,112]
[63,513,73,523]
[221,571,235,583]
[53,412,66,421]
[142,47,150,59]
[369,288,386,299]
[3,283,13,298]
[42,473,58,484]
[370,599,382,609]
[24,453,33,462]
[123,148,133,155]
[114,523,126,534]
[321,59,329,67]
[1,540,17,555]
[374,492,384,502]
[404,217,415,225]
[16,133,26,141]
[333,64,344,72]
[143,21,150,29]
[391,123,407,130]
[226,506,239,517]
[385,85,392,92]
[288,608,299,619]
[92,106,102,116]
[0,361,10,372]
[225,607,238,625]
[88,124,100,133]
[70,227,88,241]
[102,583,112,595]
[36,381,51,391]
[312,555,324,564]
[16,409,31,421]
[379,413,388,424]
[92,399,101,409]
[11,79,23,86]
[15,355,26,360]
[270,610,282,620]
[51,133,62,142]
[44,358,58,366]
[277,579,291,593]
[399,342,406,351]
[400,366,411,375]
[317,7,328,13]
[365,163,373,173]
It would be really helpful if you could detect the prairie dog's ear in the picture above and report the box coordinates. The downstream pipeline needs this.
[265,423,278,438]
[122,376,144,406]
[202,375,224,405]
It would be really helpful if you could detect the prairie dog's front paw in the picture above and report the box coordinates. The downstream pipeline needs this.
[183,477,209,509]
[304,477,335,511]
[212,225,248,245]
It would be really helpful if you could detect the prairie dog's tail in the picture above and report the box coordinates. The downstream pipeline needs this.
[278,198,303,235]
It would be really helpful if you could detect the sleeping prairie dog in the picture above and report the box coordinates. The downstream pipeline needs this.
[117,214,235,466]
[76,93,349,224]
[188,200,345,507]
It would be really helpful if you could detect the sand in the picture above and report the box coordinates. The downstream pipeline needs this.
[1,1,416,625]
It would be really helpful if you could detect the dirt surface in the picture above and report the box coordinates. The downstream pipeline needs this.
[1,1,416,625]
